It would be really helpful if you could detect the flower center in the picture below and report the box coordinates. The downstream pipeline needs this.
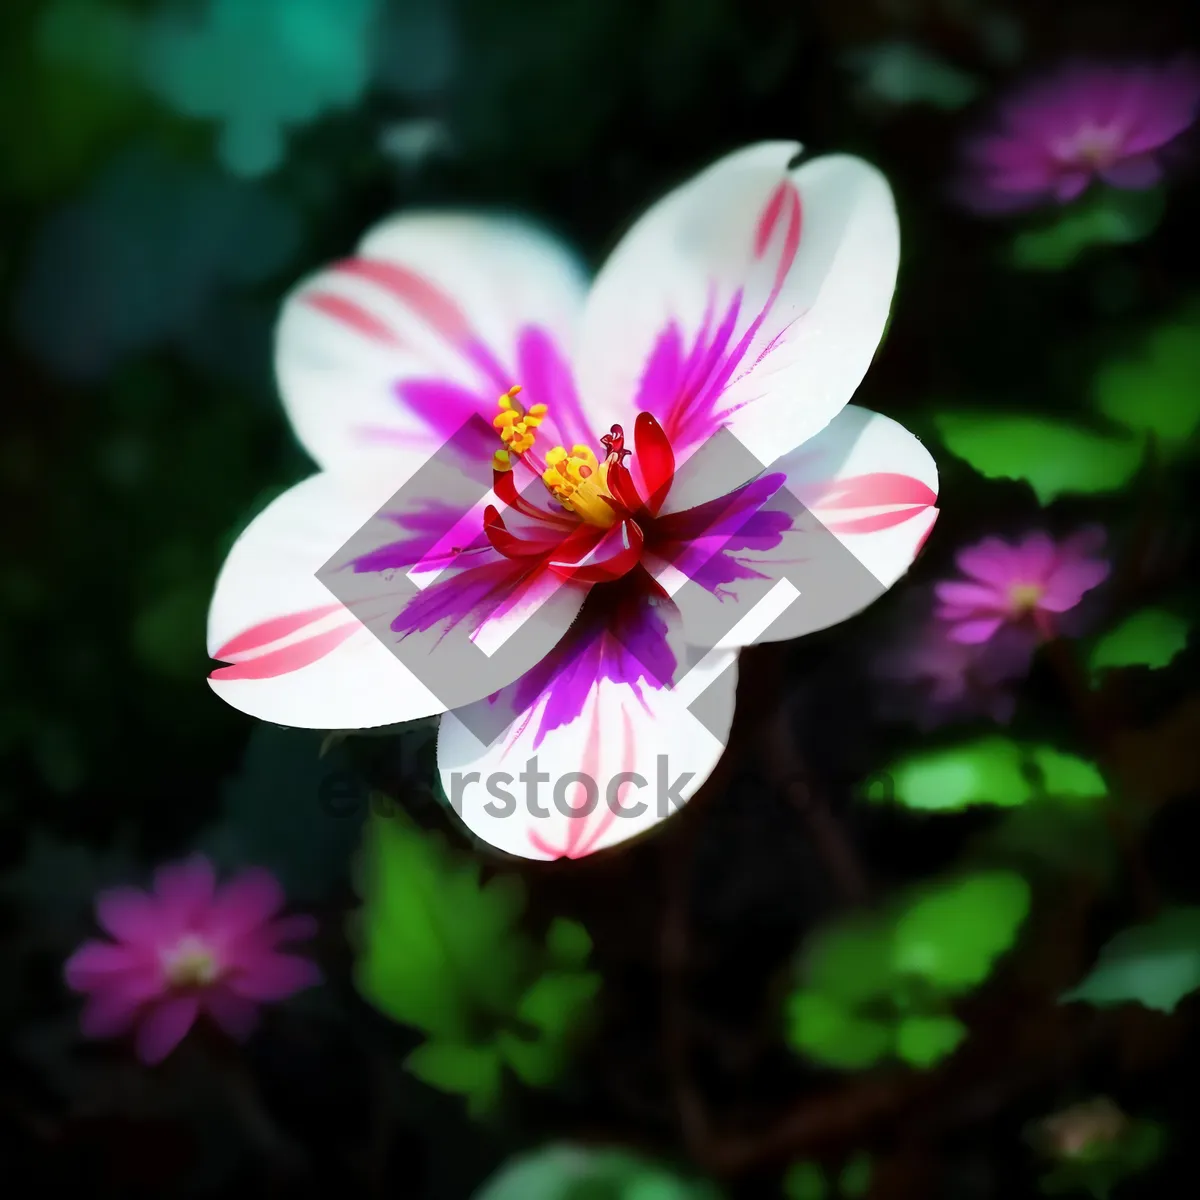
[162,934,222,988]
[1008,582,1044,612]
[492,388,629,529]
[1053,123,1121,169]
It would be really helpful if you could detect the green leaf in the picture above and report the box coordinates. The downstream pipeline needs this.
[353,813,532,1040]
[1027,747,1107,803]
[405,1041,504,1119]
[892,871,1031,993]
[1089,609,1189,677]
[838,1154,873,1199]
[785,991,893,1069]
[1012,187,1165,271]
[1092,306,1200,452]
[843,41,981,110]
[934,413,1143,504]
[881,737,1032,811]
[803,918,897,1004]
[498,970,601,1087]
[783,1161,828,1200]
[895,1014,967,1068]
[545,917,593,969]
[1062,906,1200,1013]
[472,1144,722,1200]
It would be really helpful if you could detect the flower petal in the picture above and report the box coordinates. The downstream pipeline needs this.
[437,578,736,860]
[578,143,899,472]
[153,855,216,926]
[655,406,938,648]
[277,214,589,474]
[210,456,592,729]
[65,941,157,991]
[202,987,261,1041]
[95,886,168,945]
[135,996,200,1064]
[206,868,286,941]
[228,953,323,1001]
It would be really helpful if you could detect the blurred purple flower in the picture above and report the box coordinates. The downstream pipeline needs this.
[935,529,1110,645]
[872,586,1035,729]
[957,58,1200,212]
[64,855,320,1064]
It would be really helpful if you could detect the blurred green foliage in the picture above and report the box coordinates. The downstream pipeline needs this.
[932,413,1143,505]
[1062,907,1200,1014]
[1038,1112,1165,1200]
[787,872,1030,1071]
[1088,609,1189,680]
[842,41,981,111]
[354,811,599,1116]
[1091,302,1200,455]
[870,737,1106,812]
[472,1143,722,1200]
[144,0,381,176]
[1011,188,1165,271]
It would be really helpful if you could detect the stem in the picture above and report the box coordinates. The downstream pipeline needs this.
[761,706,870,907]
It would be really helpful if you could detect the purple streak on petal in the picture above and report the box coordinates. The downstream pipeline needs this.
[136,996,201,1064]
[396,378,496,449]
[654,473,791,596]
[517,325,593,449]
[488,569,678,748]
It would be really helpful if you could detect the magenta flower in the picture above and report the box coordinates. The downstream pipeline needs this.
[934,530,1109,645]
[207,143,941,860]
[64,856,320,1064]
[872,587,1035,728]
[957,58,1200,212]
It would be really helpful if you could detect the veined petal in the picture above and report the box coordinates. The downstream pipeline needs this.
[277,214,590,474]
[208,471,443,729]
[209,465,591,729]
[577,143,899,475]
[436,577,736,860]
[653,406,938,649]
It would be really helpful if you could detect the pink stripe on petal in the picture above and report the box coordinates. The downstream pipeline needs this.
[816,473,938,509]
[823,505,934,534]
[303,292,403,346]
[209,622,361,681]
[336,258,471,344]
[214,604,345,661]
[136,996,200,1064]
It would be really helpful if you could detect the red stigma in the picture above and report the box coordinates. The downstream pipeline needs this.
[601,424,630,462]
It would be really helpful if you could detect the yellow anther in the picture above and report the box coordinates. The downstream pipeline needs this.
[493,385,545,459]
[541,444,616,527]
[493,448,513,472]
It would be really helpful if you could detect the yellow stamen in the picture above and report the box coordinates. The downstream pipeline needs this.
[1009,583,1043,612]
[492,384,547,458]
[163,935,221,987]
[542,444,618,528]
